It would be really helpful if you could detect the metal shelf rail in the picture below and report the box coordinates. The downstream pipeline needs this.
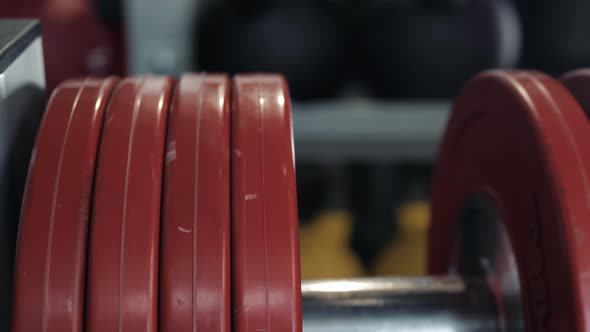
[292,99,451,163]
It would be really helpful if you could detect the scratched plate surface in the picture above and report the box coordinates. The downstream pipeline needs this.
[231,74,302,332]
[160,74,230,331]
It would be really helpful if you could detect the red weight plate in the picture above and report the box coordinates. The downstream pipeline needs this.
[429,70,590,331]
[561,69,590,117]
[231,74,302,332]
[87,76,172,332]
[160,74,230,331]
[13,77,117,332]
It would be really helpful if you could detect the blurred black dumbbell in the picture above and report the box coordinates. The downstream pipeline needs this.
[360,0,521,98]
[197,0,350,100]
[516,0,590,75]
[94,0,123,28]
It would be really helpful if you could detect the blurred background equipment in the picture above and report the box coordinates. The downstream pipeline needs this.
[4,0,124,91]
[300,211,365,279]
[360,0,521,98]
[197,0,350,100]
[516,0,590,74]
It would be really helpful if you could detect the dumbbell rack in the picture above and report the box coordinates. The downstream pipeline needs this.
[4,19,590,332]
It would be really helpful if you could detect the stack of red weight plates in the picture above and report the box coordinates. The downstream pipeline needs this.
[12,73,302,332]
[13,67,590,331]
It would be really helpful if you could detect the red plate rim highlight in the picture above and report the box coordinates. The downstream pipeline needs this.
[13,77,117,332]
[87,76,172,332]
[231,74,301,332]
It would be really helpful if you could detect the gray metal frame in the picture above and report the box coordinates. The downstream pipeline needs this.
[0,19,45,330]
[293,100,450,162]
